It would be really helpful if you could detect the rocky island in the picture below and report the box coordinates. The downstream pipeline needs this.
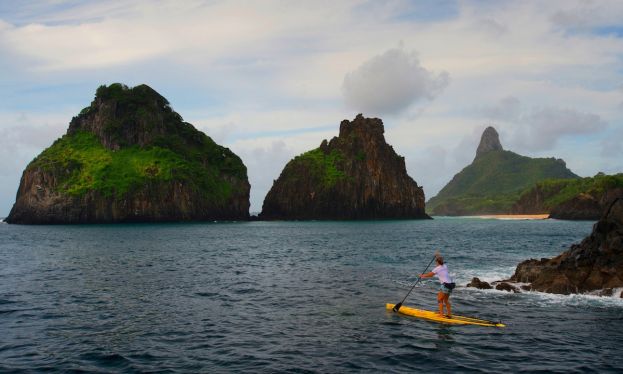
[6,83,250,224]
[427,126,579,215]
[259,114,429,220]
[508,198,623,295]
[467,198,623,296]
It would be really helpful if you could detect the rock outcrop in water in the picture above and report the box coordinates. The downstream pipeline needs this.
[427,126,579,215]
[466,277,492,289]
[6,83,250,224]
[509,198,623,295]
[259,114,429,220]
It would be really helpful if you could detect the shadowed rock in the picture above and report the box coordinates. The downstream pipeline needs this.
[259,114,429,220]
[511,173,623,220]
[466,277,492,289]
[509,198,623,294]
[494,282,519,293]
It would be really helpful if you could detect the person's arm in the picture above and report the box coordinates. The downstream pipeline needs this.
[420,271,435,278]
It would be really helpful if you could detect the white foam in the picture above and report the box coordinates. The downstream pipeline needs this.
[465,284,623,307]
[528,289,623,307]
[455,267,516,284]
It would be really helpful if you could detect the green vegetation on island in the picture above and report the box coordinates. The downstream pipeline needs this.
[32,131,242,202]
[260,114,428,220]
[517,173,623,210]
[7,83,250,224]
[427,149,579,215]
[31,84,246,202]
[290,148,347,188]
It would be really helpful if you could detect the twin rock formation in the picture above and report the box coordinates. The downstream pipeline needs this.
[7,85,427,223]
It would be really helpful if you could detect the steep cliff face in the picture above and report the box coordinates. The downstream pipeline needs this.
[509,183,563,215]
[510,198,623,295]
[511,173,623,220]
[549,189,623,220]
[259,114,428,220]
[427,126,579,215]
[6,83,250,224]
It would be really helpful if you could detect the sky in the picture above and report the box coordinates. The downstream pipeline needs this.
[1,0,623,216]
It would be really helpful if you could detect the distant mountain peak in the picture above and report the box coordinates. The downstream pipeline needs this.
[475,126,503,159]
[427,124,579,216]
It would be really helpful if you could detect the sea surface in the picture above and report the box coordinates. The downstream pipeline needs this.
[1,218,622,373]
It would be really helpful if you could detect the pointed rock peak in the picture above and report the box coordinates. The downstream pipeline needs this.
[475,126,503,159]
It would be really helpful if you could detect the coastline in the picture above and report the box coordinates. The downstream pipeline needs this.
[473,214,550,220]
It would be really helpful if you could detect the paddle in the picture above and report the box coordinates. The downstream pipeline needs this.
[393,252,439,312]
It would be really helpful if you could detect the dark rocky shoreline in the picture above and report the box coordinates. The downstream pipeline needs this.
[468,198,623,297]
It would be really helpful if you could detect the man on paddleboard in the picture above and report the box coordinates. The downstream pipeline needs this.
[420,256,455,317]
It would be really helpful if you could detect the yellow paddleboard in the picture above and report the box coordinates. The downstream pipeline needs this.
[386,303,505,328]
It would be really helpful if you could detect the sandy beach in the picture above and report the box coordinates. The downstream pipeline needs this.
[475,214,550,220]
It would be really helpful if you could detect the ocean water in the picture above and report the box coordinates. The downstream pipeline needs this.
[1,218,622,373]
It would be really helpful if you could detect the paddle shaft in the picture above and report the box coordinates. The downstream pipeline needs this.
[393,255,437,311]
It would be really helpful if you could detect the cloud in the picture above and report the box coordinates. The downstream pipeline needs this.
[517,107,606,150]
[472,18,508,37]
[480,97,607,151]
[231,138,318,214]
[2,0,623,214]
[0,112,68,215]
[0,1,341,71]
[406,145,448,199]
[480,96,521,121]
[342,47,449,116]
[550,1,623,32]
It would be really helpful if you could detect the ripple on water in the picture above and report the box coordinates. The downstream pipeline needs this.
[0,219,621,372]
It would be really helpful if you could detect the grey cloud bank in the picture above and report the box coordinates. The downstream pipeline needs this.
[481,97,607,151]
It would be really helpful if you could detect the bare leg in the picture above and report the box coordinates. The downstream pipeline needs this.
[444,294,452,317]
[437,292,444,316]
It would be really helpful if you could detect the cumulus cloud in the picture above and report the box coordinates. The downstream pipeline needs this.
[342,48,449,116]
[481,97,607,151]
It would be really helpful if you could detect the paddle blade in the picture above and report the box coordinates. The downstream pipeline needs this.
[392,302,402,312]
